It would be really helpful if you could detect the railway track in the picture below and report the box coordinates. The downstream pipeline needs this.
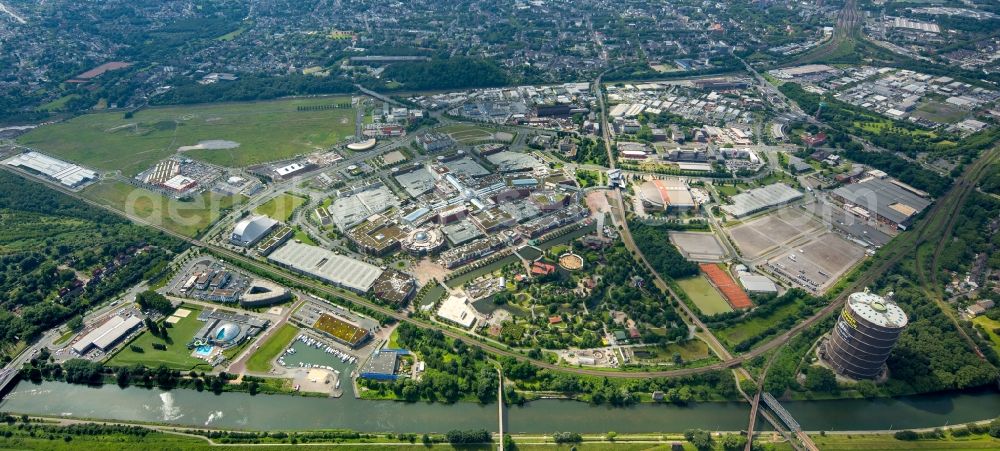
[916,146,999,359]
[6,99,995,383]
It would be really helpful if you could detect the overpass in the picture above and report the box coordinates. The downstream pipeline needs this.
[0,369,20,398]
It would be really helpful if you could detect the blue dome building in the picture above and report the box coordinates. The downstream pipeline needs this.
[212,322,242,345]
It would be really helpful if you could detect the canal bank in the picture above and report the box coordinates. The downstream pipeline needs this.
[1,381,997,433]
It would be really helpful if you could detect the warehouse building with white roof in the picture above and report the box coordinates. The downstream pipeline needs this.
[5,151,98,189]
[72,315,143,355]
[721,183,803,218]
[267,241,384,293]
[230,215,278,247]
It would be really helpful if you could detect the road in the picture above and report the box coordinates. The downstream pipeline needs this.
[0,162,804,379]
[592,69,812,450]
[227,295,306,375]
[0,2,26,24]
[5,73,995,385]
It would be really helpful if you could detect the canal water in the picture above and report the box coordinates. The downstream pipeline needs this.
[1,381,997,433]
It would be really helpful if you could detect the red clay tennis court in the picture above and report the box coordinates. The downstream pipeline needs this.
[699,263,753,309]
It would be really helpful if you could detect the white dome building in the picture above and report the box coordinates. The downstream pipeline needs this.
[230,215,278,247]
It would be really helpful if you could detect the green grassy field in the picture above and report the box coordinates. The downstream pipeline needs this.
[292,227,317,245]
[82,180,243,237]
[716,301,803,347]
[775,433,1000,451]
[436,123,496,143]
[913,101,968,124]
[677,276,733,315]
[107,304,213,371]
[0,427,489,450]
[633,339,712,363]
[17,97,356,175]
[254,193,306,221]
[246,323,299,373]
[53,329,76,346]
[0,429,217,451]
[973,316,1000,353]
[39,94,81,112]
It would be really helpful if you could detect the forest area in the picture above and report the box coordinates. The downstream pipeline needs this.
[0,172,184,360]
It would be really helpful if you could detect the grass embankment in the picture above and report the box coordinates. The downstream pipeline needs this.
[246,323,300,372]
[775,433,1000,451]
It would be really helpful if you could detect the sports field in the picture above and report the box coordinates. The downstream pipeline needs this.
[107,304,213,372]
[82,180,244,237]
[17,97,357,175]
[700,263,752,309]
[255,193,307,221]
[246,323,299,373]
[676,275,733,315]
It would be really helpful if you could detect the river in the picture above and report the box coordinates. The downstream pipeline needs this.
[1,380,997,433]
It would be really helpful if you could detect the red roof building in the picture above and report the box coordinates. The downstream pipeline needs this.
[531,261,556,276]
[803,132,827,147]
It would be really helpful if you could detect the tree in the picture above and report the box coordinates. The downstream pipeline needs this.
[989,417,1000,438]
[684,429,713,450]
[61,359,104,385]
[719,433,747,450]
[553,432,582,444]
[894,430,918,440]
[445,429,490,444]
[66,316,84,332]
[136,291,173,316]
[804,366,838,393]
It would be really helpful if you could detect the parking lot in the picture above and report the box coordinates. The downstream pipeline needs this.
[726,206,824,259]
[763,232,866,293]
[669,231,728,262]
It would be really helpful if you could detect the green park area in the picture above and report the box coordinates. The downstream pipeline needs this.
[107,304,213,372]
[82,180,243,237]
[255,193,307,221]
[677,276,732,315]
[246,323,299,373]
[17,96,357,175]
